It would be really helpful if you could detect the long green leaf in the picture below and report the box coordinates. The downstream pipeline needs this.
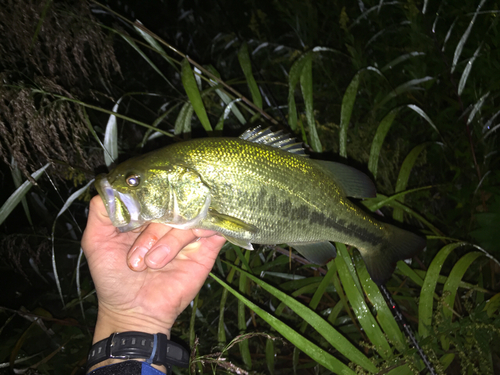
[266,338,275,375]
[103,99,121,167]
[134,22,178,71]
[451,0,487,73]
[381,52,426,72]
[223,260,377,372]
[337,243,363,296]
[238,43,262,110]
[368,108,398,179]
[354,252,407,352]
[378,77,434,108]
[300,53,321,152]
[210,272,360,374]
[0,163,50,226]
[11,159,32,227]
[418,242,466,338]
[181,58,212,132]
[207,65,246,125]
[335,244,392,358]
[174,101,194,135]
[288,51,314,131]
[406,105,441,136]
[442,252,483,321]
[458,44,482,96]
[52,179,94,306]
[119,32,175,91]
[440,251,483,350]
[393,143,429,222]
[238,251,252,369]
[340,72,360,158]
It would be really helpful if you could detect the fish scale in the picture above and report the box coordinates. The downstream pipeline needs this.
[95,129,426,284]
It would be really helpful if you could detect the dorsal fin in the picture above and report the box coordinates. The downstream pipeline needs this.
[240,126,308,157]
[314,160,377,198]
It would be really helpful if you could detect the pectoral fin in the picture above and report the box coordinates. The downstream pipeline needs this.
[202,209,258,250]
[222,235,254,250]
[288,241,337,265]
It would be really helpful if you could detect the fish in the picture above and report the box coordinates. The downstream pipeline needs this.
[95,127,426,284]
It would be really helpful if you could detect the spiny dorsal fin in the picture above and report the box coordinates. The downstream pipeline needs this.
[240,126,308,157]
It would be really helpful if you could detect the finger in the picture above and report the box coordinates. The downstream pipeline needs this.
[192,228,220,238]
[144,228,199,269]
[82,196,119,254]
[182,234,227,264]
[127,223,174,271]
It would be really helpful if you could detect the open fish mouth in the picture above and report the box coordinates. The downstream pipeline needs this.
[95,174,145,232]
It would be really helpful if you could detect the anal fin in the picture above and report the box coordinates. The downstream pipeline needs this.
[288,241,337,265]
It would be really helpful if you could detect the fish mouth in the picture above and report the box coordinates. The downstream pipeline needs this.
[95,174,145,232]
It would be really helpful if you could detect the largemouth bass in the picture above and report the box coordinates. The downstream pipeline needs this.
[95,127,425,284]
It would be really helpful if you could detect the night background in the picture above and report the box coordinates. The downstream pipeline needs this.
[0,0,499,373]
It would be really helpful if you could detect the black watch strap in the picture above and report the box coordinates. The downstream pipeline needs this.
[87,332,190,371]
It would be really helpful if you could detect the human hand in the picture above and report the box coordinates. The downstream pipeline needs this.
[81,196,227,345]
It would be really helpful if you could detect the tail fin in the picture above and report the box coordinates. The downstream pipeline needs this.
[360,224,426,285]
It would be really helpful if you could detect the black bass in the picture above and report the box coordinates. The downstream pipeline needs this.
[95,128,425,284]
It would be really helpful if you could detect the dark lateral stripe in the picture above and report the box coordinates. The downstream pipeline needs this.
[309,211,382,246]
[250,187,384,247]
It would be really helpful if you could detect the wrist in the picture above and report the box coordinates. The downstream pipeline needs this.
[86,358,167,374]
[93,303,172,344]
[87,331,190,374]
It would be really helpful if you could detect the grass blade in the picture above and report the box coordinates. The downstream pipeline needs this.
[0,163,50,226]
[458,44,482,96]
[335,244,392,358]
[467,91,490,125]
[368,108,398,178]
[11,159,33,227]
[119,32,175,90]
[238,251,252,369]
[354,252,407,352]
[174,101,194,135]
[210,271,362,374]
[418,242,466,338]
[52,179,94,306]
[238,43,262,110]
[441,251,483,350]
[378,77,434,108]
[381,52,426,72]
[181,58,212,132]
[300,53,321,152]
[104,98,121,167]
[451,0,487,73]
[266,338,275,374]
[134,21,178,71]
[340,72,360,158]
[207,65,247,125]
[219,261,378,372]
[393,143,429,222]
[288,51,313,131]
[406,104,441,136]
[190,293,199,348]
[363,194,443,236]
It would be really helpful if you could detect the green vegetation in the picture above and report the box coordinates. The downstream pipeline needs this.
[1,0,499,373]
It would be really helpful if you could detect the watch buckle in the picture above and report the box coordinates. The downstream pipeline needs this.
[107,332,131,360]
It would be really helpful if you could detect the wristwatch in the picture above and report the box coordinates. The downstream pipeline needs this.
[87,332,190,373]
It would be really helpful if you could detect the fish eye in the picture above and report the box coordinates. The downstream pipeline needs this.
[125,174,140,187]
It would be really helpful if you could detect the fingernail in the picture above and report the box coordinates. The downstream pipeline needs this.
[128,246,148,270]
[146,246,170,267]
